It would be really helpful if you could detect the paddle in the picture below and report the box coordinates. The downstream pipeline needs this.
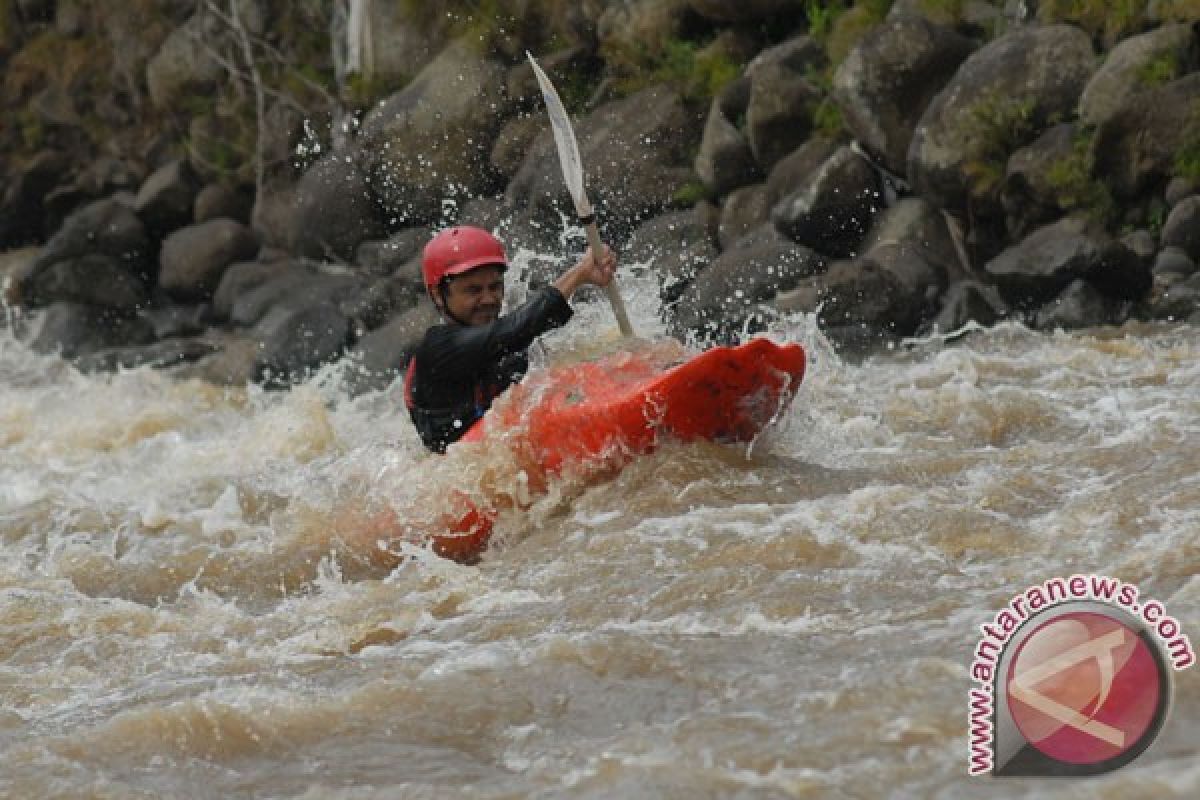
[527,52,635,337]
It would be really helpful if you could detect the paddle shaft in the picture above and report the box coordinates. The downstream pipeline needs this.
[584,219,633,336]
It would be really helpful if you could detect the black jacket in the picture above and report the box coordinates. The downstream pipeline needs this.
[405,287,573,452]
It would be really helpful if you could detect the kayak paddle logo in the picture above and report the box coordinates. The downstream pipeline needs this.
[968,575,1194,777]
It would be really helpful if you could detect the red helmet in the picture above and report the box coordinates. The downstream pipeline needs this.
[422,226,508,298]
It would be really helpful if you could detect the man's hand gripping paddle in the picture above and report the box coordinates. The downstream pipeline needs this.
[527,52,635,337]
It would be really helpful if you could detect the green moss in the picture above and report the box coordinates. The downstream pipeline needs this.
[1138,51,1183,87]
[812,97,845,138]
[1174,113,1200,181]
[1037,0,1150,45]
[827,3,889,66]
[611,34,746,105]
[962,93,1038,195]
[805,0,847,41]
[1045,130,1116,224]
[915,0,966,25]
[672,179,712,207]
[1155,0,1200,21]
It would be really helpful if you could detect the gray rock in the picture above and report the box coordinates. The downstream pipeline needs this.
[288,152,386,262]
[27,303,155,359]
[74,338,219,373]
[134,159,199,237]
[861,197,967,287]
[1078,24,1200,128]
[194,183,253,225]
[1152,247,1197,278]
[1121,229,1158,266]
[1146,280,1200,321]
[744,37,826,171]
[145,12,224,109]
[159,219,260,302]
[344,301,441,394]
[695,94,762,197]
[35,197,152,276]
[623,210,718,309]
[765,136,843,202]
[833,15,975,176]
[355,228,432,276]
[719,183,775,251]
[1001,123,1078,239]
[142,304,210,339]
[211,259,299,322]
[772,146,883,258]
[358,39,513,226]
[230,270,367,330]
[810,255,936,335]
[1160,196,1200,261]
[1032,279,1122,331]
[1166,177,1200,207]
[669,224,825,342]
[908,25,1096,211]
[20,253,149,311]
[983,216,1149,307]
[1093,73,1200,198]
[506,85,700,240]
[252,303,351,387]
[927,280,1009,333]
[490,113,545,182]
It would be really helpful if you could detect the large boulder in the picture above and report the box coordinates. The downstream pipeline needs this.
[1078,24,1200,128]
[252,303,351,387]
[744,37,827,172]
[1032,279,1125,331]
[1000,123,1079,239]
[145,12,224,109]
[134,159,199,238]
[771,146,883,258]
[288,151,387,262]
[506,84,701,241]
[1160,196,1200,261]
[832,15,975,176]
[908,25,1096,211]
[12,198,153,308]
[694,79,762,197]
[982,216,1149,308]
[159,219,260,302]
[860,197,967,288]
[623,209,719,311]
[211,258,298,321]
[718,183,775,250]
[357,39,513,226]
[344,301,441,394]
[17,253,149,311]
[1092,73,1200,199]
[26,303,155,359]
[669,224,825,342]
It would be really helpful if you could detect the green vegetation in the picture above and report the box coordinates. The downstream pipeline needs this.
[805,0,847,41]
[827,3,889,66]
[1137,51,1183,86]
[914,0,966,26]
[1155,0,1200,21]
[1037,0,1149,46]
[1044,129,1116,224]
[610,34,745,105]
[672,179,712,207]
[1174,112,1200,182]
[962,93,1038,195]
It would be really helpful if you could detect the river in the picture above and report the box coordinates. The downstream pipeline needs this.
[1,258,1197,798]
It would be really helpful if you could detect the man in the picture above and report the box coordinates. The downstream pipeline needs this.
[405,225,617,452]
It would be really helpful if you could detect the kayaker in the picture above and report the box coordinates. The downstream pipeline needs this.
[404,225,617,453]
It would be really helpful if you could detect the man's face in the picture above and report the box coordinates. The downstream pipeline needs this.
[439,265,505,326]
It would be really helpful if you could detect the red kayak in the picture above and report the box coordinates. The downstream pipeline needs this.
[430,338,807,561]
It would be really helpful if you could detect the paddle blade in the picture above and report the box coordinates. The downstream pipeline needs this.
[527,52,592,218]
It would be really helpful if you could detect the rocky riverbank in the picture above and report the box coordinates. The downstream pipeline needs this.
[2,1,1200,390]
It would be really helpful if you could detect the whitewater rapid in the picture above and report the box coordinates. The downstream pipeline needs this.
[1,257,1197,798]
